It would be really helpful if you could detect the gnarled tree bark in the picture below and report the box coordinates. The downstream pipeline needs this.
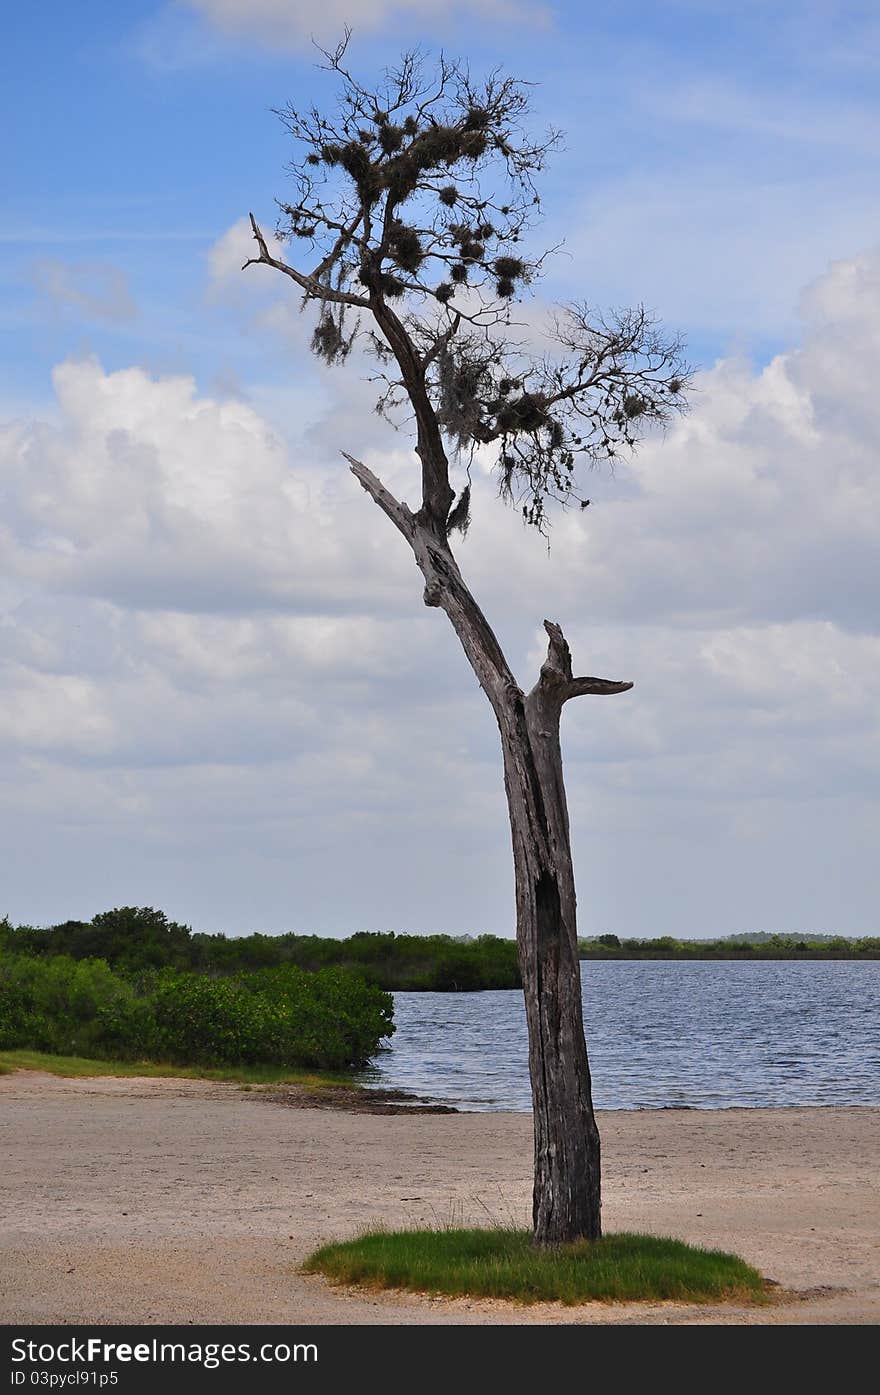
[347,453,632,1245]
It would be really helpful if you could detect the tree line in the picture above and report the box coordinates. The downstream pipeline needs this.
[1,908,523,989]
[579,933,879,959]
[2,908,875,994]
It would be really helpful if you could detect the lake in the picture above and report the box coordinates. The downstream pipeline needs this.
[358,960,880,1110]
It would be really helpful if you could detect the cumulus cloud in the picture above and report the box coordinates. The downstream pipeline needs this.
[0,356,415,615]
[456,253,880,641]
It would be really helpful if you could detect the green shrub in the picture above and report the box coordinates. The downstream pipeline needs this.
[0,953,157,1058]
[0,952,392,1070]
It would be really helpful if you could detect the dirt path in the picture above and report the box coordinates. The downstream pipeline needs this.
[0,1071,877,1325]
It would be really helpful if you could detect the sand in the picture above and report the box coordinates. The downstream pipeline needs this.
[0,1070,877,1326]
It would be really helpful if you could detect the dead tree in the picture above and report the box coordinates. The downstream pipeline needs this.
[244,38,689,1245]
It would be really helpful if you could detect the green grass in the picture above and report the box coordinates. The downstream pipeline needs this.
[0,1048,355,1089]
[303,1227,767,1305]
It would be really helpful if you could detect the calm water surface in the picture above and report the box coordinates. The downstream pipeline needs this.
[359,960,879,1110]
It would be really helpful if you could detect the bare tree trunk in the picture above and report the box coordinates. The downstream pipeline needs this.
[498,688,601,1243]
[347,457,631,1245]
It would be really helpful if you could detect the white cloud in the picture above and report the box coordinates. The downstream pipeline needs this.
[0,664,115,756]
[183,0,546,47]
[456,254,880,641]
[800,245,880,328]
[0,356,414,615]
[2,245,880,933]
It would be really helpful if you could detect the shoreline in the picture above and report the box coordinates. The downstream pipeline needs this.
[1,1070,877,1325]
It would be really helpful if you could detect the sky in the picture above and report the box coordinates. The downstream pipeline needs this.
[2,0,879,939]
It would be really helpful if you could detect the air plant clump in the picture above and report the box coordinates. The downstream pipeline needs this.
[435,281,454,303]
[548,418,565,449]
[357,253,407,298]
[451,263,469,284]
[387,220,424,273]
[380,156,422,204]
[494,391,550,434]
[460,130,489,160]
[459,239,485,263]
[378,273,406,297]
[494,256,525,280]
[437,346,490,451]
[463,105,490,131]
[319,139,382,205]
[418,124,480,169]
[612,393,652,427]
[377,121,405,154]
[448,222,489,259]
[494,255,527,298]
[439,184,459,206]
[377,120,485,203]
[311,308,354,364]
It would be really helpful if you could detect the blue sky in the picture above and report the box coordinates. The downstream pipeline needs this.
[2,1,879,937]
[8,0,880,404]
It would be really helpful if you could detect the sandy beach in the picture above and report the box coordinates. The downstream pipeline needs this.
[0,1070,876,1326]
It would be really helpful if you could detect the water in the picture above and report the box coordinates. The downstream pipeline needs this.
[359,960,880,1111]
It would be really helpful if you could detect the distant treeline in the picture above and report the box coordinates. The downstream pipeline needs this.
[1,910,877,998]
[578,932,880,959]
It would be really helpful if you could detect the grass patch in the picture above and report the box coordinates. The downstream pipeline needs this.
[303,1227,766,1305]
[0,1049,355,1089]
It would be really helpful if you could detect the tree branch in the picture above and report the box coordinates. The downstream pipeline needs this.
[539,619,574,687]
[567,675,634,698]
[367,298,455,534]
[346,451,516,704]
[531,619,633,705]
[243,213,370,309]
[421,312,461,371]
[343,452,415,541]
